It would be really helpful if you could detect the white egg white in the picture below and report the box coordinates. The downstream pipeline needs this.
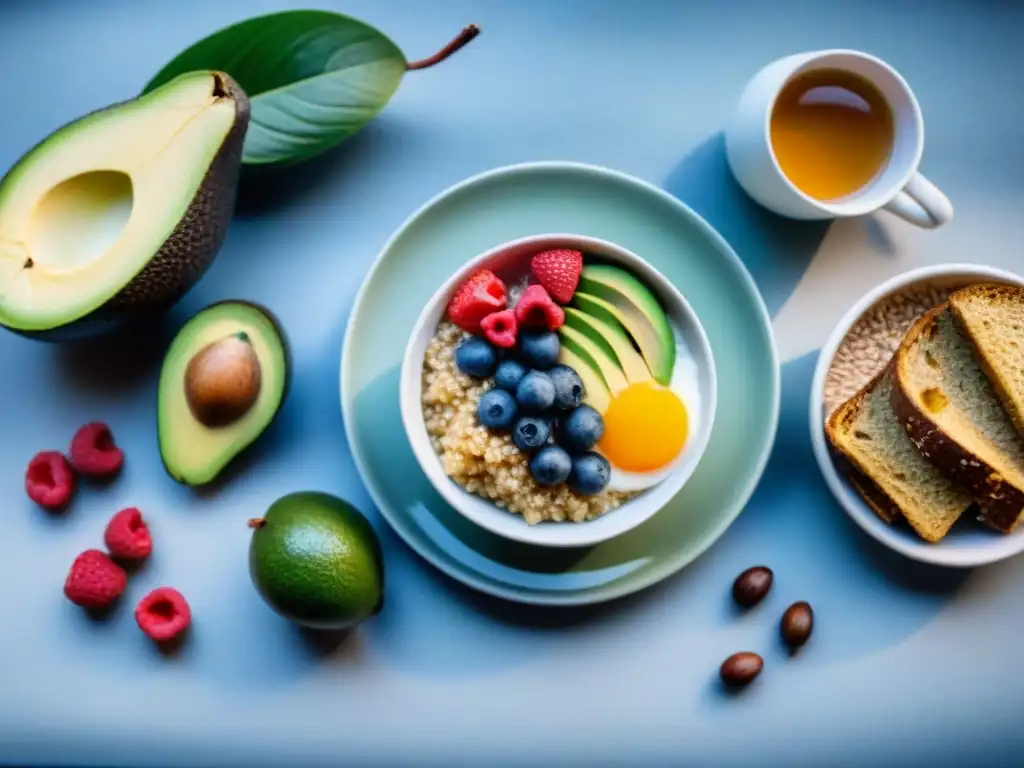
[600,327,702,493]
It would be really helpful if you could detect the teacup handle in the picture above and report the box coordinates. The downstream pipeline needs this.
[882,172,954,229]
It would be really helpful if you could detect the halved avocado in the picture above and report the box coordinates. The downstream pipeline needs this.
[0,71,250,340]
[158,301,289,487]
[576,264,676,385]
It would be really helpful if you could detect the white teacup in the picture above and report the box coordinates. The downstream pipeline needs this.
[725,49,953,229]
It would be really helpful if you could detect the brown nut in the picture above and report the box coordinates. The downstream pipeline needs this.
[184,332,262,428]
[732,565,773,608]
[780,601,814,650]
[719,652,763,688]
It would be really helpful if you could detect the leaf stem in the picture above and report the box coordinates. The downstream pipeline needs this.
[247,517,266,529]
[406,24,480,71]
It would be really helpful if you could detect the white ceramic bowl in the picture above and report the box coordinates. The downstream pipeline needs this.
[400,233,717,548]
[809,263,1024,567]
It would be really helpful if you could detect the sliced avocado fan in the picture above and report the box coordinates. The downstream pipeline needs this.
[158,301,290,487]
[0,71,250,340]
[563,306,652,385]
[559,324,629,394]
[576,264,676,385]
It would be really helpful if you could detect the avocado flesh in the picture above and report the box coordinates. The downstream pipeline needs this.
[0,71,248,336]
[557,345,611,413]
[559,324,628,394]
[158,301,288,486]
[563,306,652,385]
[576,264,676,385]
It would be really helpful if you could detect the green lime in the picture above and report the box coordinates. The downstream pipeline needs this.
[247,491,384,629]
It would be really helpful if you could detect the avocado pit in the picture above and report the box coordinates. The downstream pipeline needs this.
[184,332,262,427]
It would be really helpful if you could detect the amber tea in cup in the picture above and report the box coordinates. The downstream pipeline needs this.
[769,68,895,201]
[727,49,953,229]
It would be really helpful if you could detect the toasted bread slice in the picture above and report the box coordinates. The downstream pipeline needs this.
[950,283,1024,436]
[892,304,1024,533]
[825,368,972,542]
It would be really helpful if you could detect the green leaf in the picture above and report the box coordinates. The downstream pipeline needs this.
[143,10,408,165]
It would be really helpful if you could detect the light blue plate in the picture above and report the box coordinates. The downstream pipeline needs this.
[341,162,779,605]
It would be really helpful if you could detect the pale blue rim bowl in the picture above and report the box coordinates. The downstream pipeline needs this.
[398,232,719,548]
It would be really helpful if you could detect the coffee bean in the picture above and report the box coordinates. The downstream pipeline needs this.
[732,565,773,608]
[780,601,814,649]
[719,652,763,687]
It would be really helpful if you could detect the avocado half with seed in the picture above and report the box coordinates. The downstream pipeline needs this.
[0,71,250,341]
[158,300,290,486]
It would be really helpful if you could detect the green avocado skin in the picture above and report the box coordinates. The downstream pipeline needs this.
[248,491,385,630]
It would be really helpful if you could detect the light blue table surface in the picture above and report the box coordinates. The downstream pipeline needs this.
[2,1,1024,766]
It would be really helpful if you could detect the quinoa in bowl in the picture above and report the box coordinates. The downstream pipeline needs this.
[421,320,635,524]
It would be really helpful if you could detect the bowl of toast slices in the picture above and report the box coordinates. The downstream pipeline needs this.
[810,264,1024,567]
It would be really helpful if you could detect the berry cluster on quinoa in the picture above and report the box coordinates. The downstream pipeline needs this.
[443,249,611,495]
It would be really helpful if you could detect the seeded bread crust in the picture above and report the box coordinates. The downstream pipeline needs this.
[892,305,1024,533]
[825,374,903,525]
[829,446,904,524]
[949,283,1024,436]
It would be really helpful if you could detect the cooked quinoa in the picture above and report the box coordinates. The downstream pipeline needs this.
[421,321,635,524]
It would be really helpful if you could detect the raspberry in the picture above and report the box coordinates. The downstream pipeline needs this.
[531,249,583,304]
[480,310,518,348]
[135,587,191,642]
[69,422,124,478]
[25,451,75,510]
[515,284,565,331]
[446,270,507,333]
[64,549,127,609]
[104,507,152,560]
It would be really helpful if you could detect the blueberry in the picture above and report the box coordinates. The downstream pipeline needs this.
[476,388,518,430]
[548,364,584,411]
[529,445,573,486]
[515,370,556,413]
[568,452,611,495]
[559,405,605,453]
[519,331,560,369]
[512,416,552,452]
[494,359,528,393]
[455,337,497,378]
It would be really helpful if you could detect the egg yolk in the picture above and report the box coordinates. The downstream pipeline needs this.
[597,382,688,473]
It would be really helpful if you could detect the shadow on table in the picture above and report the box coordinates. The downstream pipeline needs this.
[49,313,179,397]
[186,565,369,693]
[663,131,830,316]
[233,117,408,220]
